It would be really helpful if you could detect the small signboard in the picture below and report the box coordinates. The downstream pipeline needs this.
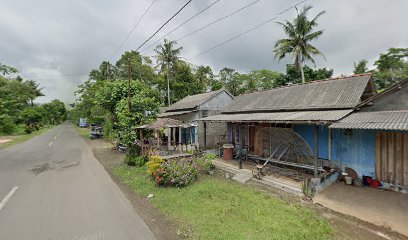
[79,118,87,127]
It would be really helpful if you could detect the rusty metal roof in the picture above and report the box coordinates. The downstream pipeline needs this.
[157,110,196,118]
[199,110,352,123]
[223,74,373,113]
[329,111,408,130]
[137,118,183,130]
[165,89,231,112]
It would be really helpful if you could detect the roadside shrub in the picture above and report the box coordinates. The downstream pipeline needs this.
[125,155,147,167]
[146,156,164,175]
[162,158,198,187]
[0,114,16,134]
[195,153,216,173]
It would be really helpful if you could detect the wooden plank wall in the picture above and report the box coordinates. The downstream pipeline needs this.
[376,132,408,186]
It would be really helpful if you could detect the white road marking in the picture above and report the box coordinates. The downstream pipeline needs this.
[0,186,19,211]
[49,142,53,146]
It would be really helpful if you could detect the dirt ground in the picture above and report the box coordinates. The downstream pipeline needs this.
[86,138,407,240]
[315,183,408,237]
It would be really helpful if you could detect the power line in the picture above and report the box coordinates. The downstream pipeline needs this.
[188,0,308,61]
[177,0,261,42]
[108,0,157,62]
[135,0,193,51]
[140,0,222,53]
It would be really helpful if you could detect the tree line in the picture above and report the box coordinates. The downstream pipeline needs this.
[70,5,408,154]
[0,64,67,134]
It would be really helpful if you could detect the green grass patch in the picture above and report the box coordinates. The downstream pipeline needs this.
[0,124,26,136]
[0,126,53,148]
[113,165,332,240]
[75,127,89,139]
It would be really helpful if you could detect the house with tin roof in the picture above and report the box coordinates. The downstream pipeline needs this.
[158,89,234,151]
[330,79,408,188]
[201,74,377,177]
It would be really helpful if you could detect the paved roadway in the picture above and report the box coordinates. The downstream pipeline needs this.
[0,124,156,240]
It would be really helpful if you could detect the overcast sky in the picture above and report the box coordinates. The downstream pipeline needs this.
[1,0,407,103]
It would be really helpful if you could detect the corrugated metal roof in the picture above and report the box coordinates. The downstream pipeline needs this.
[165,89,227,112]
[330,111,408,130]
[157,110,196,118]
[199,110,352,122]
[223,74,373,113]
[137,118,184,130]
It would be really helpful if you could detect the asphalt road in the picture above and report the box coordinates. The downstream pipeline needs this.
[0,124,156,240]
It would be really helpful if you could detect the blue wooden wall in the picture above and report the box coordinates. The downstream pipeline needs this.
[331,129,376,177]
[293,125,329,159]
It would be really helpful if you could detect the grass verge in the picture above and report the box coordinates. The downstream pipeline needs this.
[75,126,89,139]
[113,165,332,240]
[0,126,53,148]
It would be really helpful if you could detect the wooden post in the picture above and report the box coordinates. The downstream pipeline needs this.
[167,128,170,155]
[140,129,144,155]
[328,128,332,162]
[157,130,160,153]
[314,125,319,177]
[189,127,193,150]
[172,127,176,151]
[203,122,207,151]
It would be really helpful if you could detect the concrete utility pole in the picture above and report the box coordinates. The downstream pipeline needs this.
[127,58,131,112]
[167,63,171,106]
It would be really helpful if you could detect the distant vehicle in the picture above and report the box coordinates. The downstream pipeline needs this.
[79,118,87,128]
[89,125,103,140]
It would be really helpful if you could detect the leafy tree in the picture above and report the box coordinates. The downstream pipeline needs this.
[21,107,44,132]
[274,5,325,83]
[219,67,243,96]
[194,65,214,92]
[373,48,408,89]
[241,69,285,92]
[155,39,183,106]
[276,64,333,86]
[25,80,45,107]
[0,63,18,75]
[42,100,67,125]
[353,59,368,74]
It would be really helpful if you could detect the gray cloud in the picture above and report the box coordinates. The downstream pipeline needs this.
[1,0,407,103]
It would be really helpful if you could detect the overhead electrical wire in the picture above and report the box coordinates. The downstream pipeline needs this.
[141,0,261,55]
[187,0,308,61]
[140,0,222,53]
[108,0,158,62]
[135,0,193,51]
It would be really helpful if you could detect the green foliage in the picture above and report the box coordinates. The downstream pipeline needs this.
[0,64,62,135]
[274,5,326,83]
[125,155,147,167]
[0,114,16,134]
[42,99,67,125]
[353,59,368,74]
[276,64,333,86]
[0,62,18,75]
[373,47,408,89]
[146,155,165,175]
[113,166,332,239]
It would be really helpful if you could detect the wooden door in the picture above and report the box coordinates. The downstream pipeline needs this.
[376,132,408,186]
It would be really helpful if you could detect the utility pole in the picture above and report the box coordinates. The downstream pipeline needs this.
[167,63,171,106]
[127,58,131,112]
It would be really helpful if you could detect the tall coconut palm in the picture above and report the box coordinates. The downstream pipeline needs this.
[274,6,325,83]
[155,39,183,106]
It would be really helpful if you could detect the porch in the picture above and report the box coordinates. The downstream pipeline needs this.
[136,117,198,157]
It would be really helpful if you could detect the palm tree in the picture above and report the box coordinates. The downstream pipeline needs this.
[155,39,183,106]
[274,6,325,83]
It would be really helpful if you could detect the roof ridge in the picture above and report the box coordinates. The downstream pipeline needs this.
[236,73,373,97]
